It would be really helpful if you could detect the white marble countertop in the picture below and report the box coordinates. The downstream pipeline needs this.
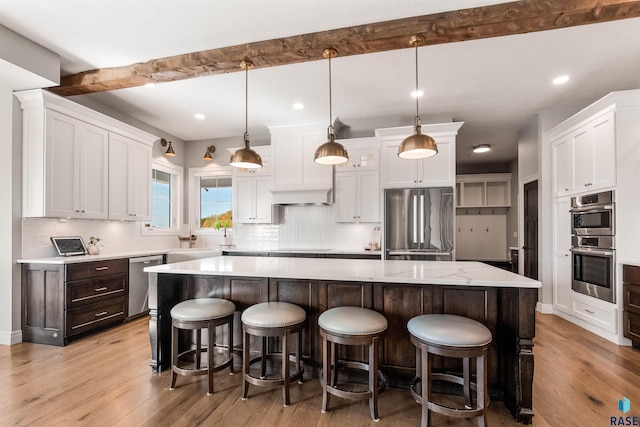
[145,256,541,288]
[17,248,221,265]
[223,248,382,256]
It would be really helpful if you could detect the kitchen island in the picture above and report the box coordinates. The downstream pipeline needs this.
[145,256,540,424]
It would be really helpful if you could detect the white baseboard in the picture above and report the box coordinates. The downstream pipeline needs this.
[0,330,22,345]
[536,302,554,314]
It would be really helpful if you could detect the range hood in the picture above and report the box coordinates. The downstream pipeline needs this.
[270,185,332,205]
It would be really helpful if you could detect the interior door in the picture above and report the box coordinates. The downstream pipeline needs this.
[523,180,539,279]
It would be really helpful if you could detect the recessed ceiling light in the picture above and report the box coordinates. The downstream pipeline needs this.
[194,113,205,120]
[293,103,304,110]
[473,144,491,153]
[411,90,424,98]
[553,75,570,85]
[144,82,156,89]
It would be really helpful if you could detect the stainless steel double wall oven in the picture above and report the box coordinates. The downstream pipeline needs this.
[570,190,616,303]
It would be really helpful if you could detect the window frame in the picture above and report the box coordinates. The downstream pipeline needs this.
[141,161,183,236]
[188,166,234,235]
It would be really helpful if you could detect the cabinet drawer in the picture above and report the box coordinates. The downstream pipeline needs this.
[624,283,640,315]
[572,295,617,333]
[624,265,640,286]
[66,296,127,337]
[624,311,640,343]
[66,275,127,309]
[66,258,128,282]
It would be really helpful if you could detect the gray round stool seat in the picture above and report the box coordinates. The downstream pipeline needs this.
[318,306,388,422]
[170,298,236,395]
[407,314,492,427]
[241,302,306,407]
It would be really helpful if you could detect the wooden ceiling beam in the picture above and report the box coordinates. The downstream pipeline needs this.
[48,0,640,97]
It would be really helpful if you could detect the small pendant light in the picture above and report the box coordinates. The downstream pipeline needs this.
[314,48,348,165]
[398,35,438,160]
[230,60,263,169]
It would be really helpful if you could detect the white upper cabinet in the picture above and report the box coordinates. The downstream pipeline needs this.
[269,124,332,182]
[15,89,157,220]
[109,133,152,221]
[45,110,109,219]
[456,173,511,208]
[229,146,277,224]
[334,138,380,223]
[376,122,463,189]
[549,108,616,197]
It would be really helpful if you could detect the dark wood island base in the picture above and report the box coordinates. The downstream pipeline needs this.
[148,271,537,424]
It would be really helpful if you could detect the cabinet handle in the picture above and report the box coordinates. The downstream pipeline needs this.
[564,188,569,191]
[95,266,109,271]
[94,311,108,317]
[584,309,595,315]
[585,183,592,187]
[94,287,108,292]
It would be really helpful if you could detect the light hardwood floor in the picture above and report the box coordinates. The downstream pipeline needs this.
[1,313,639,426]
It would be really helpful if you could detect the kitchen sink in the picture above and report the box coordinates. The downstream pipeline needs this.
[166,248,222,263]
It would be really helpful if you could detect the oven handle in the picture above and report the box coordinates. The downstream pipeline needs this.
[569,204,614,213]
[570,247,614,256]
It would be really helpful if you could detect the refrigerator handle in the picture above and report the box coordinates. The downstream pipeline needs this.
[419,194,425,244]
[412,194,418,244]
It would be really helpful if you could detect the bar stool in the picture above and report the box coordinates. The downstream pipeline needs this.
[170,298,236,395]
[241,301,306,406]
[318,306,388,422]
[407,314,492,427]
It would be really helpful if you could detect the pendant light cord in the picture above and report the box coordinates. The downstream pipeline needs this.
[328,54,333,132]
[244,64,249,145]
[414,42,420,118]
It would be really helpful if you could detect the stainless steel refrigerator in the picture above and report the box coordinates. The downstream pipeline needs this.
[384,187,454,260]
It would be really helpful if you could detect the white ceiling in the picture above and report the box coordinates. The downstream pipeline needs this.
[2,0,640,165]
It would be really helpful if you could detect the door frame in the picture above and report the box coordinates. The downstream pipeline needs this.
[518,174,539,276]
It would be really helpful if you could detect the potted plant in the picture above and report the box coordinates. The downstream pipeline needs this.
[214,219,232,245]
[87,236,102,255]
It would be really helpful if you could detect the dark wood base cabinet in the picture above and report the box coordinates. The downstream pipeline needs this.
[22,259,129,346]
[623,265,640,348]
[149,273,537,424]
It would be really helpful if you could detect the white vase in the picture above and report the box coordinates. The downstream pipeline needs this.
[87,245,100,255]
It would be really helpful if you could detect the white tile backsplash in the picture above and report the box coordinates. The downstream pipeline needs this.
[21,205,381,258]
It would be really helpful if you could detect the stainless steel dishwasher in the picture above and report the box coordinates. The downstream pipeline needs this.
[127,255,164,320]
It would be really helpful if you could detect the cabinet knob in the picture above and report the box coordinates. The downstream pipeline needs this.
[564,188,569,191]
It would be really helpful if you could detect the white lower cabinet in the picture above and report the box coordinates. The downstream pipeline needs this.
[334,170,380,223]
[108,133,152,221]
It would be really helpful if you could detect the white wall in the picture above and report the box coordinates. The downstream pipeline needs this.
[1,25,59,345]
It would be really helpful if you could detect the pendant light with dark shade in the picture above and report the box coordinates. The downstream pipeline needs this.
[314,48,348,165]
[398,35,438,160]
[230,60,263,169]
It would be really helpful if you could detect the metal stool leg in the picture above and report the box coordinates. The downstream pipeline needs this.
[463,356,471,409]
[321,334,330,413]
[282,329,291,406]
[477,351,487,427]
[228,316,235,374]
[421,346,430,427]
[195,328,202,369]
[242,328,250,399]
[170,323,178,390]
[370,336,380,422]
[260,336,267,379]
[207,324,215,395]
